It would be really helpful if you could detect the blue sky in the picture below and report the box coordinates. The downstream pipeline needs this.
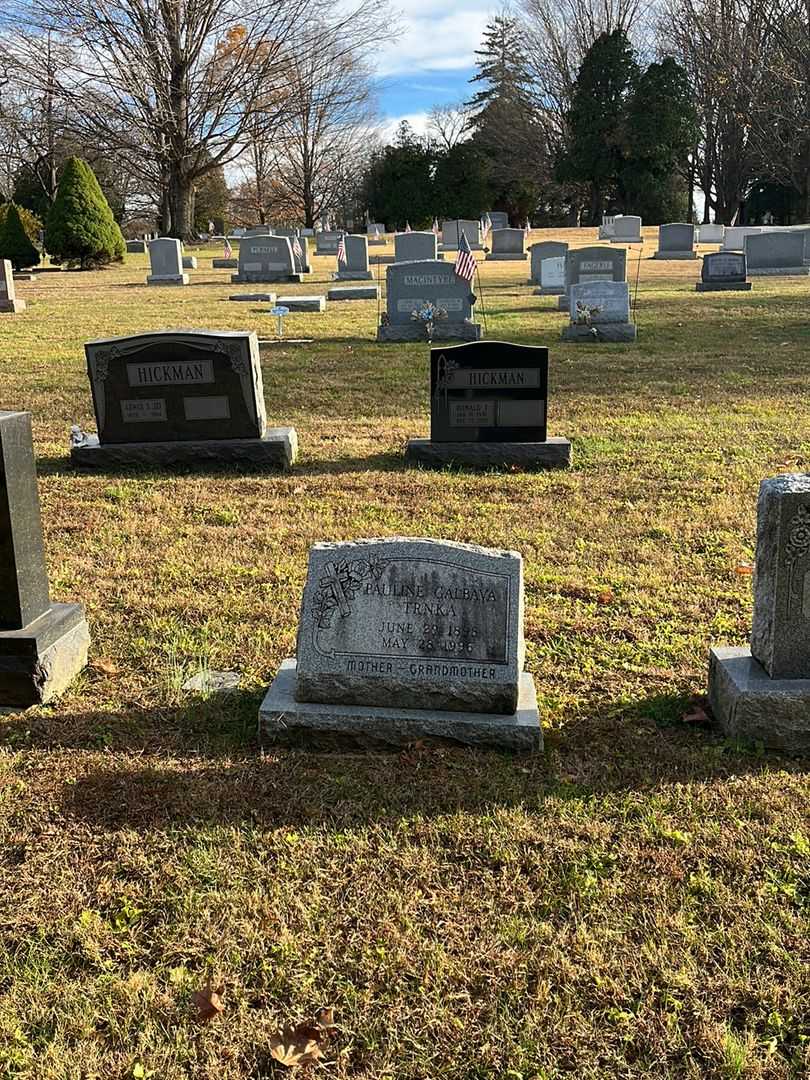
[373,1,493,139]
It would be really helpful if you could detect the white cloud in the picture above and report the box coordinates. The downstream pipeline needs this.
[379,111,431,142]
[376,4,492,77]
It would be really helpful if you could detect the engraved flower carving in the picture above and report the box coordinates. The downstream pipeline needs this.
[786,505,810,565]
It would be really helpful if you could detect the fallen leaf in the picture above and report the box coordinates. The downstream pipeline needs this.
[269,1007,337,1067]
[682,706,710,725]
[734,563,753,576]
[597,588,614,604]
[192,982,225,1022]
[91,657,119,675]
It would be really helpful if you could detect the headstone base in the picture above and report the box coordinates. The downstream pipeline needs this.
[146,274,189,285]
[229,292,276,302]
[405,437,572,470]
[610,237,643,244]
[370,255,396,265]
[484,253,528,261]
[259,659,542,750]
[182,256,197,270]
[695,282,752,292]
[13,273,37,281]
[274,295,325,312]
[708,646,810,753]
[557,295,569,310]
[368,237,386,246]
[70,429,298,470]
[0,299,26,313]
[377,321,481,343]
[747,267,810,276]
[327,286,380,300]
[439,244,483,252]
[212,258,238,269]
[533,286,564,296]
[230,272,302,284]
[333,270,373,281]
[562,323,637,342]
[652,251,697,260]
[0,603,89,709]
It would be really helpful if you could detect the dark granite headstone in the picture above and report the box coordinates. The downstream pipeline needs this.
[696,252,752,292]
[378,260,481,342]
[0,411,89,707]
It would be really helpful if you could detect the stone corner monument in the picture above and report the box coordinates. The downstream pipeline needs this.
[0,260,26,313]
[0,411,90,708]
[708,474,810,752]
[405,340,571,470]
[259,537,542,750]
[70,329,297,470]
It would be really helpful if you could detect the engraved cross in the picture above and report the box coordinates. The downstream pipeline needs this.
[322,561,351,617]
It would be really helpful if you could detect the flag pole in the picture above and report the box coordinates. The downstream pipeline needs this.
[474,258,489,336]
[632,243,642,333]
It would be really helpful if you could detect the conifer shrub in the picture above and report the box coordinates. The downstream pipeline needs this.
[45,157,125,268]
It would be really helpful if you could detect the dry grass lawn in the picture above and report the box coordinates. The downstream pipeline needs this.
[0,227,808,1079]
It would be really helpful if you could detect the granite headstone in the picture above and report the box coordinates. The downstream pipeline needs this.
[696,252,752,292]
[653,223,696,260]
[147,238,188,285]
[485,228,528,261]
[744,232,808,275]
[378,260,481,342]
[0,260,24,313]
[231,235,301,284]
[334,234,372,280]
[563,281,636,342]
[395,231,439,262]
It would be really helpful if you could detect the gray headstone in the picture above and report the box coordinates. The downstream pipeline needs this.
[367,222,385,236]
[245,225,271,236]
[384,260,475,326]
[722,227,762,251]
[147,238,187,284]
[751,474,810,678]
[569,281,631,324]
[84,330,267,444]
[487,212,509,230]
[232,235,298,283]
[530,242,567,286]
[335,234,371,280]
[395,231,438,262]
[441,220,482,249]
[744,231,805,271]
[488,228,526,258]
[294,538,525,714]
[702,252,747,283]
[0,259,24,313]
[316,231,342,254]
[658,223,695,252]
[567,246,627,288]
[613,215,642,241]
[698,224,725,244]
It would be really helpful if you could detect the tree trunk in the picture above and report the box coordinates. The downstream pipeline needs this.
[589,183,601,226]
[167,167,193,240]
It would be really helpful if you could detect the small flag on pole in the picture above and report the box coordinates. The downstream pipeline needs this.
[373,224,380,238]
[453,231,476,283]
[337,233,347,264]
[292,236,303,266]
[432,218,439,235]
[405,221,411,232]
[224,237,233,259]
[484,213,492,237]
[208,220,215,234]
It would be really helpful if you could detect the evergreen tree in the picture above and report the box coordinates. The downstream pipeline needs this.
[363,124,435,228]
[433,143,491,221]
[465,15,542,222]
[0,203,41,270]
[619,58,697,223]
[194,167,230,233]
[557,30,639,224]
[45,157,125,268]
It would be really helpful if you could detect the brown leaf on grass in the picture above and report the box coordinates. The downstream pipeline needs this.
[91,657,119,675]
[269,1008,337,1067]
[734,563,754,576]
[682,705,710,725]
[192,982,225,1022]
[597,588,614,604]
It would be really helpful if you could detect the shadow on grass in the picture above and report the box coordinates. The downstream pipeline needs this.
[2,689,802,832]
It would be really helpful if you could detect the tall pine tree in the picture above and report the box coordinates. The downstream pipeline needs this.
[45,157,125,269]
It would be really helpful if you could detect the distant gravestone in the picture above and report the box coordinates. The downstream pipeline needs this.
[126,240,146,253]
[147,238,188,285]
[231,235,301,284]
[698,224,725,244]
[395,231,438,262]
[405,340,571,469]
[653,223,696,260]
[71,330,297,469]
[612,216,642,244]
[378,260,481,342]
[327,285,380,301]
[696,252,752,292]
[259,537,542,749]
[709,474,810,752]
[563,281,636,342]
[334,235,372,281]
[487,212,509,230]
[485,228,528,261]
[316,231,342,255]
[245,225,271,236]
[0,411,90,707]
[558,246,626,310]
[0,260,25,313]
[744,232,808,275]
[529,241,567,293]
[441,220,482,251]
[722,226,761,251]
[367,222,386,245]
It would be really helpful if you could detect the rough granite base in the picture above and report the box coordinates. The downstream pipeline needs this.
[708,646,810,753]
[275,295,325,312]
[70,429,298,470]
[259,660,542,750]
[747,267,810,276]
[485,253,528,261]
[405,437,572,470]
[327,286,380,300]
[652,251,697,260]
[0,603,89,709]
[333,270,373,281]
[695,282,752,291]
[146,274,189,285]
[562,323,637,342]
[378,322,481,342]
[0,299,25,313]
[230,272,302,284]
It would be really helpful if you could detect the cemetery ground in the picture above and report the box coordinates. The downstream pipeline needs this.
[1,228,809,1079]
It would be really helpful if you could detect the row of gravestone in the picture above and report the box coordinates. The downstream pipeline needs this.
[2,405,807,753]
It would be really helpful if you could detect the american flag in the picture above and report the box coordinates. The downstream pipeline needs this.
[224,237,233,259]
[432,218,439,235]
[292,235,303,262]
[483,213,492,236]
[337,233,347,264]
[453,231,476,283]
[405,221,411,232]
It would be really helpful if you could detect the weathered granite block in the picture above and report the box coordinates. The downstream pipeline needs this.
[70,428,297,470]
[405,437,572,469]
[378,322,481,342]
[709,646,810,753]
[213,258,238,269]
[327,286,380,300]
[274,295,326,312]
[182,256,197,270]
[294,538,525,714]
[750,474,810,679]
[695,282,753,292]
[229,293,276,302]
[0,603,90,708]
[259,659,541,750]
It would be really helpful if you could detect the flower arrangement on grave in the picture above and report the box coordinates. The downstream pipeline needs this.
[574,301,602,326]
[411,300,447,341]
